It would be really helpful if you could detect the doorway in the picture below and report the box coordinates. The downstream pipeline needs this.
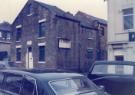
[115,55,124,61]
[26,47,33,69]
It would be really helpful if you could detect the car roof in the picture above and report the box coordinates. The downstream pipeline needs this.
[94,61,135,65]
[0,69,83,81]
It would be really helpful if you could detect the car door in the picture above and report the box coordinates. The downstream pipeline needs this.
[2,73,23,95]
[20,75,38,95]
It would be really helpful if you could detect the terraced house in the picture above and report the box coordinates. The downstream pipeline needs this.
[11,0,107,72]
[0,22,11,63]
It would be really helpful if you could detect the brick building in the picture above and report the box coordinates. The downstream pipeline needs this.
[0,22,11,63]
[11,0,107,72]
[75,12,107,71]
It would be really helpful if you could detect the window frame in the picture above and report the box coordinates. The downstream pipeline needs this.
[122,8,134,30]
[2,73,23,95]
[1,72,38,95]
[38,22,46,38]
[27,4,33,16]
[21,75,38,95]
[16,48,21,61]
[38,45,45,62]
[7,33,11,40]
[87,48,94,59]
[16,28,22,41]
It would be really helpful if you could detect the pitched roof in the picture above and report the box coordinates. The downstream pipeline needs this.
[35,1,79,22]
[75,11,107,28]
[36,1,64,16]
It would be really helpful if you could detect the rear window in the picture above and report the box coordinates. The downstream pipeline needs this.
[50,77,99,95]
[92,64,134,75]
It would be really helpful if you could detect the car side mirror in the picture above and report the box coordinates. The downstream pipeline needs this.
[99,85,105,91]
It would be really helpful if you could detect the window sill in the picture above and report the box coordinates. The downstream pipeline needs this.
[16,61,22,63]
[37,37,46,39]
[27,13,33,16]
[124,28,134,31]
[38,61,46,64]
[16,41,21,43]
[88,38,94,40]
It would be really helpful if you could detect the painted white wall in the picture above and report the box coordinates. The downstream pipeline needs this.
[107,0,135,61]
[108,0,135,43]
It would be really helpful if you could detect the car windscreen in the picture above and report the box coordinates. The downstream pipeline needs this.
[49,77,99,95]
[91,64,134,75]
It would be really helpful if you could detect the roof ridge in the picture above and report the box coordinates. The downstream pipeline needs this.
[76,11,107,22]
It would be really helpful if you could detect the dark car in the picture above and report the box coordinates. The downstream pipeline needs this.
[0,69,108,95]
[0,90,14,95]
[88,61,135,95]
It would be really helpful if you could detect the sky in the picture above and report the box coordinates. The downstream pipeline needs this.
[0,0,107,24]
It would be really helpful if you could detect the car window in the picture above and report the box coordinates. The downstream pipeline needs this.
[4,74,23,94]
[0,91,14,95]
[91,64,134,75]
[50,77,98,95]
[20,76,37,95]
[0,73,4,89]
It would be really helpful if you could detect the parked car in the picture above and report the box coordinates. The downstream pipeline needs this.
[0,63,7,69]
[0,61,16,69]
[88,61,135,95]
[0,69,109,95]
[0,89,13,95]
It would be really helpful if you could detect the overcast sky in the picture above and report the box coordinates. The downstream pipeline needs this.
[0,0,107,24]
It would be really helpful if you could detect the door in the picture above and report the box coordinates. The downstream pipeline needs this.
[115,56,124,61]
[26,47,33,69]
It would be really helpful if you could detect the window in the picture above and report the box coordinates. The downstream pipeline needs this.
[16,48,21,61]
[2,32,9,40]
[100,27,104,36]
[59,39,71,49]
[0,51,8,61]
[38,22,46,37]
[20,76,37,95]
[87,48,93,59]
[115,55,124,61]
[39,46,45,62]
[28,4,33,15]
[4,74,23,94]
[7,33,11,40]
[123,8,134,30]
[3,74,37,95]
[50,78,97,95]
[0,31,2,37]
[88,31,93,39]
[92,64,134,75]
[129,32,135,41]
[16,28,22,41]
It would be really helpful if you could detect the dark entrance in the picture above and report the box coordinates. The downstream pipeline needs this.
[115,56,124,61]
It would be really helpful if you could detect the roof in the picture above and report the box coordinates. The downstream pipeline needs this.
[35,1,79,22]
[1,69,83,81]
[94,61,135,65]
[0,22,11,31]
[75,11,107,28]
